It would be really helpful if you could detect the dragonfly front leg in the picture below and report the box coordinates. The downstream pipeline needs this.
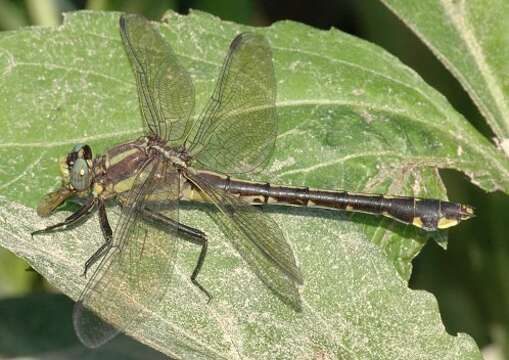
[32,197,96,236]
[138,207,211,302]
[83,200,113,277]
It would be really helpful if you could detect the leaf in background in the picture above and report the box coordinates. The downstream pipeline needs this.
[0,9,503,358]
[380,0,509,156]
[0,293,167,359]
[0,248,37,298]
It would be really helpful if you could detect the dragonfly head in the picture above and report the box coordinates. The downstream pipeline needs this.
[60,144,94,192]
[36,144,94,217]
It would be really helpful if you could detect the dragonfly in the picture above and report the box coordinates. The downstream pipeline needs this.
[32,14,474,348]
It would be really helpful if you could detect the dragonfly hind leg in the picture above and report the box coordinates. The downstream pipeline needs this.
[139,207,211,303]
[83,200,113,277]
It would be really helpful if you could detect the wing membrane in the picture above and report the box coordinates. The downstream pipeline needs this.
[73,158,180,348]
[187,171,302,309]
[120,14,194,141]
[189,33,277,174]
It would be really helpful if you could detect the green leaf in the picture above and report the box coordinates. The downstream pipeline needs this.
[0,247,34,297]
[1,9,505,278]
[0,9,500,358]
[0,198,481,359]
[380,0,509,156]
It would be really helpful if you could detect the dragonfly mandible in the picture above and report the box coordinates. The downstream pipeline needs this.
[33,13,474,348]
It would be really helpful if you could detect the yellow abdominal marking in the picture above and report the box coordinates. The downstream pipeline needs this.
[183,186,207,202]
[266,196,279,204]
[437,217,459,229]
[412,217,424,228]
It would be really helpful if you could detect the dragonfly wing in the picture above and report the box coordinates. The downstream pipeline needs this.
[73,158,180,348]
[187,171,302,310]
[189,32,277,175]
[120,14,195,142]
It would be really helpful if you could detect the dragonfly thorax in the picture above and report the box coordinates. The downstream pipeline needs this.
[150,143,188,169]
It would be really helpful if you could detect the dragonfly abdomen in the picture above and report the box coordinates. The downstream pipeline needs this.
[193,171,474,231]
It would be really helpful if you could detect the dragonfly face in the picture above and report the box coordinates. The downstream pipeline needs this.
[64,144,94,192]
[36,144,94,217]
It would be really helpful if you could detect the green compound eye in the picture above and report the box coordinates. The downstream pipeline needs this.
[72,143,86,153]
[70,158,90,191]
[72,143,93,160]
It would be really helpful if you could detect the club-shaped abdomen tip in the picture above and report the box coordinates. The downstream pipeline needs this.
[460,204,475,219]
[435,201,475,229]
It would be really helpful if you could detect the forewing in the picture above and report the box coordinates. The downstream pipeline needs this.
[73,158,180,348]
[187,172,302,309]
[189,33,277,174]
[120,14,194,141]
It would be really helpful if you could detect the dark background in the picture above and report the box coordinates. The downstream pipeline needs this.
[1,0,508,358]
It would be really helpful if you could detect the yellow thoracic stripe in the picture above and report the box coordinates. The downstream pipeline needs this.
[106,148,140,167]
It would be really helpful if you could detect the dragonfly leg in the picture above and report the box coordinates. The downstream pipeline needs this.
[83,200,113,277]
[139,207,212,303]
[190,235,210,303]
[31,197,96,236]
